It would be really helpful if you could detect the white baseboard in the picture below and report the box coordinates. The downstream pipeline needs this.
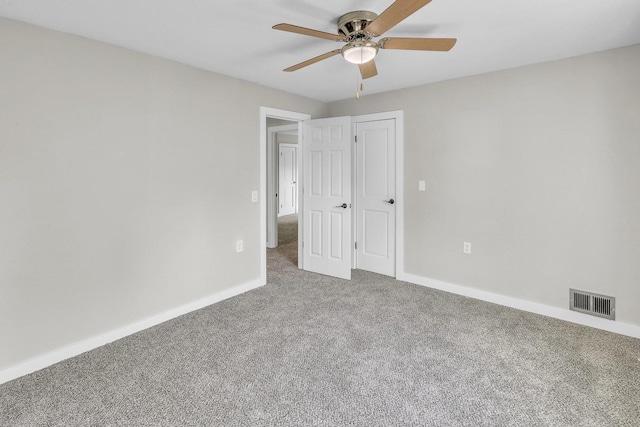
[0,279,262,385]
[398,272,640,339]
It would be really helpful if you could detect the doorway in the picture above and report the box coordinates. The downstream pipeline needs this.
[351,112,404,279]
[267,123,299,249]
[267,123,299,267]
[260,108,310,285]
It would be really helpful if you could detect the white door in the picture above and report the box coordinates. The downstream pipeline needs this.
[355,119,396,276]
[278,144,297,216]
[302,116,352,280]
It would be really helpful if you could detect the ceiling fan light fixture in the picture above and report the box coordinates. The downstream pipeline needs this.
[341,40,378,64]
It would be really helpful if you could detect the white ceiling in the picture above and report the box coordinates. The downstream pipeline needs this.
[2,0,640,102]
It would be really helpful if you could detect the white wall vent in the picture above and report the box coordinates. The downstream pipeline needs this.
[570,289,615,320]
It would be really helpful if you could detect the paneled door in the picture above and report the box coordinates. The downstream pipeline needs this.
[302,117,352,280]
[355,119,396,277]
[278,144,297,216]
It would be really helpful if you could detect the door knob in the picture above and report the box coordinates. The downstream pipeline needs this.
[383,198,395,205]
[335,203,348,209]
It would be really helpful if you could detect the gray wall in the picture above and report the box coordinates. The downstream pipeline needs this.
[275,133,298,145]
[266,118,297,128]
[329,44,640,326]
[0,18,327,370]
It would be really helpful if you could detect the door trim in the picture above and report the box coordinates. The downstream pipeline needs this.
[260,107,310,286]
[351,111,404,278]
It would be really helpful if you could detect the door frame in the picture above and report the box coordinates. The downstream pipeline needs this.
[267,124,298,248]
[260,107,310,285]
[351,111,404,277]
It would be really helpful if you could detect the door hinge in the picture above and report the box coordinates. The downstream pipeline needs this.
[354,135,357,143]
[355,242,357,250]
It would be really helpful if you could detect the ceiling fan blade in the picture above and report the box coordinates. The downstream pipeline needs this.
[283,50,342,72]
[366,0,432,37]
[380,37,457,51]
[359,60,378,79]
[273,23,344,41]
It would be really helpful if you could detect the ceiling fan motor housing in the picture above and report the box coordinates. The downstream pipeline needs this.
[337,11,378,40]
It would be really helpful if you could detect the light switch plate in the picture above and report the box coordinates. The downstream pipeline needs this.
[251,191,258,203]
[419,180,426,191]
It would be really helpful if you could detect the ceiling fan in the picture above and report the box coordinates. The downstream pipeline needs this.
[273,0,457,80]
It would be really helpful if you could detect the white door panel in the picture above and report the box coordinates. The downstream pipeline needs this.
[278,144,297,216]
[363,210,389,257]
[310,210,323,256]
[356,119,396,276]
[303,117,352,280]
[329,212,344,260]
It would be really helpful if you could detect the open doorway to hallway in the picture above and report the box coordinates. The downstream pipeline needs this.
[267,118,299,267]
[260,107,310,285]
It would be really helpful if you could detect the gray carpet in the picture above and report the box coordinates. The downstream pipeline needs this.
[1,214,639,426]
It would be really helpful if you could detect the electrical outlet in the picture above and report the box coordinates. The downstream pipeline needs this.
[463,242,471,254]
[236,240,243,253]
[419,180,426,191]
